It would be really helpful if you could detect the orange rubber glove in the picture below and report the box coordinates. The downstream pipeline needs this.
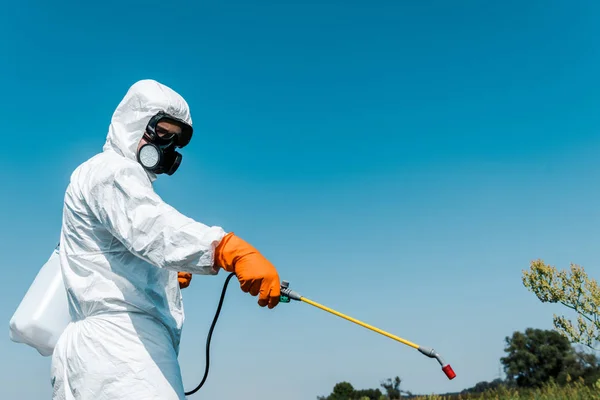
[214,232,280,309]
[178,272,192,289]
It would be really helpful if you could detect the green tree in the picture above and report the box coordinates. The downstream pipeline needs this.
[379,376,411,399]
[522,259,600,350]
[569,347,600,386]
[461,378,507,393]
[317,381,355,400]
[316,379,393,400]
[353,388,383,400]
[330,382,355,400]
[500,328,597,388]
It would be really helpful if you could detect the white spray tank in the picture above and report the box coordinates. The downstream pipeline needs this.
[9,243,72,356]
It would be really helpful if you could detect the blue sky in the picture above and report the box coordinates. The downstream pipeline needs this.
[2,0,600,398]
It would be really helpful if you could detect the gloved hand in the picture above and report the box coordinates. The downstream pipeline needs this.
[214,232,280,309]
[178,272,192,289]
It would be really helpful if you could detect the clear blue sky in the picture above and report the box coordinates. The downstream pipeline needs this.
[2,0,600,398]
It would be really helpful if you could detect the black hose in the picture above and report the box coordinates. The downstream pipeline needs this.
[184,272,236,396]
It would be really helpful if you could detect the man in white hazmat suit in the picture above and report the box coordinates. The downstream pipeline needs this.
[51,79,281,399]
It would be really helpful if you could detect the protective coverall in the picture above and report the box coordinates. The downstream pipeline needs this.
[50,79,279,399]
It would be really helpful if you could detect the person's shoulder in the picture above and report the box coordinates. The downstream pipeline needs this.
[71,152,151,193]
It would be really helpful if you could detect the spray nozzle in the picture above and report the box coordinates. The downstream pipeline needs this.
[280,281,290,303]
[418,346,456,380]
[280,280,301,302]
[442,364,456,380]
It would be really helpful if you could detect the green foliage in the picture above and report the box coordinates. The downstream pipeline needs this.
[316,377,393,400]
[572,348,600,386]
[522,259,600,350]
[380,376,404,399]
[406,378,600,399]
[331,382,355,399]
[462,378,505,393]
[500,327,586,387]
[316,382,384,400]
[353,388,383,400]
[316,381,356,400]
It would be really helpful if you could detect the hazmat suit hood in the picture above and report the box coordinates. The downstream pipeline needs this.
[102,79,193,181]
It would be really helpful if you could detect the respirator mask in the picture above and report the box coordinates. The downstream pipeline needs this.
[136,111,193,176]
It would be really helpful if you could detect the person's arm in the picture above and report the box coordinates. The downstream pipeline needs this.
[82,162,227,275]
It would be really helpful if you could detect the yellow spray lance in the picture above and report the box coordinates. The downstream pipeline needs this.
[184,274,456,397]
[280,281,457,380]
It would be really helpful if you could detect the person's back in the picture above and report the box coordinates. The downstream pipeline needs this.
[51,80,282,400]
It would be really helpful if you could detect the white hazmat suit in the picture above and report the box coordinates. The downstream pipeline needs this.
[51,79,227,399]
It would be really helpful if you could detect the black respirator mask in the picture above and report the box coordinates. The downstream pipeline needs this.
[136,111,193,176]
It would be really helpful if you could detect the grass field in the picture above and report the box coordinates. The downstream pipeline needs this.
[405,379,600,400]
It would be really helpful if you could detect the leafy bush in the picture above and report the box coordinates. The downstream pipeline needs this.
[408,377,600,399]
